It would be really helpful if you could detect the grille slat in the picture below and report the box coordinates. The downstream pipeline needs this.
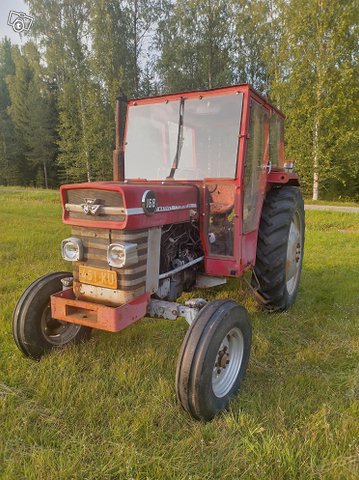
[72,227,110,239]
[111,231,148,242]
[84,252,109,263]
[66,189,125,222]
[81,239,109,250]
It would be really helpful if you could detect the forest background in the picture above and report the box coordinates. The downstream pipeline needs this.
[0,0,358,200]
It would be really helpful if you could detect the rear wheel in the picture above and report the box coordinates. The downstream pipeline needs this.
[12,272,91,360]
[252,186,305,310]
[176,299,252,421]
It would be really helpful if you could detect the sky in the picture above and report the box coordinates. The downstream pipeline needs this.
[0,0,31,45]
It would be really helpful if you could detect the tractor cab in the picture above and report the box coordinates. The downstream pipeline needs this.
[123,85,297,277]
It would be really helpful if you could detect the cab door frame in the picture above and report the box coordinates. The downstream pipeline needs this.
[240,92,270,270]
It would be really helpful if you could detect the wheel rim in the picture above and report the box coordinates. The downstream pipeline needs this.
[286,210,303,296]
[41,303,81,345]
[212,327,244,398]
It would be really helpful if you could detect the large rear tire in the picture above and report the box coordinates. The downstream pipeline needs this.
[176,300,252,421]
[12,272,92,360]
[252,186,305,311]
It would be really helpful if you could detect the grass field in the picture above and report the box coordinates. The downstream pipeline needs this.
[0,188,358,480]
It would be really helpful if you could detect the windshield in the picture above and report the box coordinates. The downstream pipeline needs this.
[125,93,243,180]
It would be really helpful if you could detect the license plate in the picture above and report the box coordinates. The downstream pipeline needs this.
[79,265,118,289]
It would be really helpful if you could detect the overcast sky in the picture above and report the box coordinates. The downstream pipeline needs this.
[0,0,31,45]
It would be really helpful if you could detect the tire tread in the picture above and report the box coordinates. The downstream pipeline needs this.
[252,186,305,311]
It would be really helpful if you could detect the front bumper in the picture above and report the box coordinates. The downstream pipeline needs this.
[50,289,150,332]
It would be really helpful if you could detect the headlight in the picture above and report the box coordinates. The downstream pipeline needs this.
[107,242,138,268]
[61,237,83,261]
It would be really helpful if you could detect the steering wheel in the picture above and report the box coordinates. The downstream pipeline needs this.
[207,184,218,194]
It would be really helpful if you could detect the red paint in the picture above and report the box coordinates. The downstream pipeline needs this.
[51,289,150,332]
[60,182,199,229]
[58,84,300,287]
[267,170,300,186]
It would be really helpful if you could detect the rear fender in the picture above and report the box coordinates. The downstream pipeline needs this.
[267,171,300,187]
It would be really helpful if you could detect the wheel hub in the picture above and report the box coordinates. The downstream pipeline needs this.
[216,345,229,370]
[286,210,303,296]
[212,327,244,398]
[41,303,81,345]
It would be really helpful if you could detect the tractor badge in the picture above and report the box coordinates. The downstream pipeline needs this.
[81,198,102,215]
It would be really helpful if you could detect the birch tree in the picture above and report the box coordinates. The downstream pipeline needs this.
[157,0,233,92]
[276,0,358,199]
[124,0,163,96]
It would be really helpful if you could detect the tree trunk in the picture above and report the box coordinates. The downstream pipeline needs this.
[312,122,319,200]
[78,89,91,182]
[312,0,324,201]
[43,161,48,189]
[207,0,213,89]
[208,69,212,89]
[133,0,139,96]
[81,113,91,183]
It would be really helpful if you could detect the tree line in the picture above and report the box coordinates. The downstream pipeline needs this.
[0,0,358,199]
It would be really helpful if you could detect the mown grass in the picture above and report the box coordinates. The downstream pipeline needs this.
[0,188,358,480]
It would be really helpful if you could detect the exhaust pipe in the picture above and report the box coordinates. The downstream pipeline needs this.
[113,93,127,181]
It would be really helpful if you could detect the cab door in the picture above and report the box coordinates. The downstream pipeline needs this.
[241,99,270,267]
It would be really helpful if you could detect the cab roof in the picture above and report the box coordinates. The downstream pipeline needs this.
[128,84,284,118]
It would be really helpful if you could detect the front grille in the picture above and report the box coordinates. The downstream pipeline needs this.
[65,189,125,222]
[72,227,148,291]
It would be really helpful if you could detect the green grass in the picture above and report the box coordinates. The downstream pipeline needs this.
[0,188,358,479]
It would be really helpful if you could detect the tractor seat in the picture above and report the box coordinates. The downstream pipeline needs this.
[210,202,233,215]
[209,185,235,216]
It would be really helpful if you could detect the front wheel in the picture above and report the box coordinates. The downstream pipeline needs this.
[12,272,92,360]
[176,300,252,421]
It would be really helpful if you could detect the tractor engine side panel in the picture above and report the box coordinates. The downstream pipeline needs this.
[156,222,203,301]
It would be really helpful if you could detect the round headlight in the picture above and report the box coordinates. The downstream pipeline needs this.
[61,237,83,261]
[107,242,138,268]
[64,242,79,260]
[107,244,126,268]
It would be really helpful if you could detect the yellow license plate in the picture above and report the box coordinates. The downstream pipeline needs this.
[79,265,118,289]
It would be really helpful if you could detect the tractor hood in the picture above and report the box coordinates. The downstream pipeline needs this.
[60,181,199,230]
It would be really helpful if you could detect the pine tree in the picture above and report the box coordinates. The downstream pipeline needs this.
[57,79,87,183]
[0,38,21,185]
[230,0,269,92]
[27,0,93,182]
[23,43,57,187]
[5,45,33,184]
[6,43,58,187]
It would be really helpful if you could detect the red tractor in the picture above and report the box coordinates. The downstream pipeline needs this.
[12,84,305,421]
